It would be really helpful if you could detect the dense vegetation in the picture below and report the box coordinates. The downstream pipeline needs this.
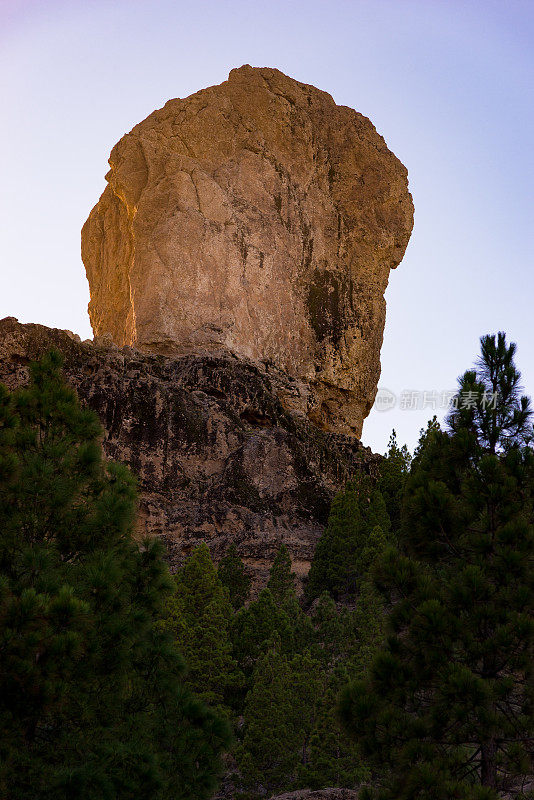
[0,333,532,799]
[0,352,229,800]
[162,538,384,797]
[341,333,534,799]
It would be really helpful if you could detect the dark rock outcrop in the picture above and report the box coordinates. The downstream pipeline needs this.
[0,317,378,590]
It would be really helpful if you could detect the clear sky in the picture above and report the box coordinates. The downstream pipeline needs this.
[1,0,533,453]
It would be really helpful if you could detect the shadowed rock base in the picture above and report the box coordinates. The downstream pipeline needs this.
[0,317,379,592]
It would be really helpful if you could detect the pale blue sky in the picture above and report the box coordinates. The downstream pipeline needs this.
[1,0,533,452]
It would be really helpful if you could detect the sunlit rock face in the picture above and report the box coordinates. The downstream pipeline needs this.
[82,65,413,436]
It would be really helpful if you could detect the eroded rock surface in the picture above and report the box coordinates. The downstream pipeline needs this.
[82,65,413,437]
[0,318,378,591]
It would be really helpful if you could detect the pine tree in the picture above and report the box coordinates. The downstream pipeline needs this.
[267,544,316,657]
[289,649,325,782]
[310,592,350,664]
[305,474,391,603]
[230,587,295,682]
[346,577,386,679]
[303,664,369,791]
[267,544,296,605]
[340,333,534,800]
[300,595,371,790]
[0,351,229,800]
[217,543,251,610]
[164,542,242,713]
[377,429,411,532]
[237,643,324,795]
[448,331,532,453]
[412,414,441,465]
[237,641,299,793]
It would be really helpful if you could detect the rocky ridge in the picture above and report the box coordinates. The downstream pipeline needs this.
[0,317,378,590]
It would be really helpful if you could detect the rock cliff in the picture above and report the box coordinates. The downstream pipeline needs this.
[0,317,378,590]
[82,65,413,437]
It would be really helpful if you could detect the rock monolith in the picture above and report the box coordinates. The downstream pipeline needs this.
[82,65,413,436]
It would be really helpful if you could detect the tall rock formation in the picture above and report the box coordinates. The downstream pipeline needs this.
[82,65,413,437]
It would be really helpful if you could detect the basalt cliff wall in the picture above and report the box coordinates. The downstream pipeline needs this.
[0,317,378,590]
